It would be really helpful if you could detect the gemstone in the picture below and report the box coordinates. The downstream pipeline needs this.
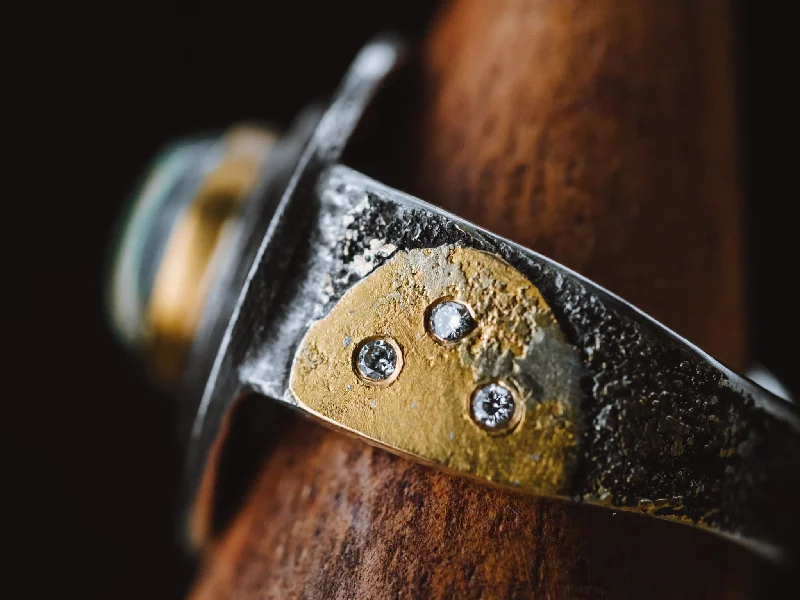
[428,300,476,343]
[356,338,398,381]
[471,383,517,431]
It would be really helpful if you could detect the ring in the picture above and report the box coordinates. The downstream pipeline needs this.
[110,37,800,563]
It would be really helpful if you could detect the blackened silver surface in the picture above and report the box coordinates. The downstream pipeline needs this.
[310,165,800,559]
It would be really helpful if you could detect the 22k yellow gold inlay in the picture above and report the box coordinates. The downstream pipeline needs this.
[289,245,584,496]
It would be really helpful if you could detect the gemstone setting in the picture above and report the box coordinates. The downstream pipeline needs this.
[427,299,477,344]
[471,382,520,432]
[354,337,402,384]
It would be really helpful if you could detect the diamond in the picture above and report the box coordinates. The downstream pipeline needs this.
[356,338,399,382]
[428,299,476,343]
[471,383,518,431]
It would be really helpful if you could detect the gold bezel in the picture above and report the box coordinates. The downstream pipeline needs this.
[469,379,525,435]
[424,296,478,346]
[352,336,405,387]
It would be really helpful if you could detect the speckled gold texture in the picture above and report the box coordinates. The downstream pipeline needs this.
[290,246,584,496]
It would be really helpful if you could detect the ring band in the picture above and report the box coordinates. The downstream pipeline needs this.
[116,38,799,561]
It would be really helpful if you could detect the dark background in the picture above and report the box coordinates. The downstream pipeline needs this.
[5,1,796,598]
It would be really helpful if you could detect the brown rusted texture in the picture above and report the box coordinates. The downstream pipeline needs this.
[191,0,754,597]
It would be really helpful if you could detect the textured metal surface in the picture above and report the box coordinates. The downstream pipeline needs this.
[269,165,799,560]
[182,37,800,561]
[290,246,583,496]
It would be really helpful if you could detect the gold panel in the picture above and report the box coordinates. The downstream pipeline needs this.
[148,126,275,383]
[290,246,585,496]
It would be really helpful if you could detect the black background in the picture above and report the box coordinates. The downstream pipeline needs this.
[5,1,797,598]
